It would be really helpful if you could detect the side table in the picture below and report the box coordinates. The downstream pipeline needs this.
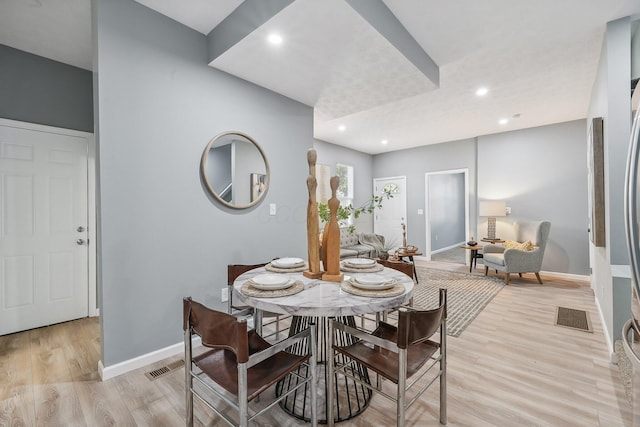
[395,249,422,283]
[460,244,484,273]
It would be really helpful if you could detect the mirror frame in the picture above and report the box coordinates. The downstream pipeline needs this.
[200,131,270,209]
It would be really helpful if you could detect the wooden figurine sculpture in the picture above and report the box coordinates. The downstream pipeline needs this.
[401,218,407,249]
[322,176,344,282]
[304,149,323,279]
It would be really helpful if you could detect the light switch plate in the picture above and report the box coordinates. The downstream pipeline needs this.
[269,203,276,215]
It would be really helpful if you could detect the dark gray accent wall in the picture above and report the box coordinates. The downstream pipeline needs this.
[313,139,374,231]
[478,120,589,275]
[0,44,93,132]
[95,0,312,367]
[373,138,477,255]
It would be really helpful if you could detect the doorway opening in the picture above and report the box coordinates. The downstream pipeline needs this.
[424,169,469,265]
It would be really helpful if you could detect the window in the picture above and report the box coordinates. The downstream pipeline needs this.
[336,164,354,225]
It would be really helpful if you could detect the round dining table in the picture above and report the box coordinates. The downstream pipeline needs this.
[233,263,414,424]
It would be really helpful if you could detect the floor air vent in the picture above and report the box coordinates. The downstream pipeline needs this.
[144,359,184,381]
[555,307,592,333]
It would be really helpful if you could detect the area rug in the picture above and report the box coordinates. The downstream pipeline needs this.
[405,266,505,337]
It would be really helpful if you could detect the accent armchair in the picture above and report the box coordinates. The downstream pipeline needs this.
[483,220,551,285]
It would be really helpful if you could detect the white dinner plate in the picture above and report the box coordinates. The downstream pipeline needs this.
[250,274,291,290]
[350,277,396,291]
[355,274,386,285]
[344,258,375,267]
[271,257,305,268]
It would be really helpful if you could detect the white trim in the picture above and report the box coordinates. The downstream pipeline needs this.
[538,270,590,282]
[594,296,616,362]
[0,118,97,318]
[99,336,202,381]
[611,264,631,278]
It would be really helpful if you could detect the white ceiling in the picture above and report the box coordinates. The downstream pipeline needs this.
[1,0,639,154]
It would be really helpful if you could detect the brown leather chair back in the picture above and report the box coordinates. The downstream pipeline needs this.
[183,297,249,362]
[376,259,413,279]
[227,263,268,285]
[397,288,446,349]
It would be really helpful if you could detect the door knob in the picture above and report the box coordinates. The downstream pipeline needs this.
[76,239,86,245]
[77,226,86,232]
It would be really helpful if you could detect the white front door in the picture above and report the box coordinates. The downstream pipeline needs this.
[373,176,407,251]
[0,121,89,335]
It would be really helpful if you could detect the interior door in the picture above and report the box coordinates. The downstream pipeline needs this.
[373,176,406,251]
[0,122,89,335]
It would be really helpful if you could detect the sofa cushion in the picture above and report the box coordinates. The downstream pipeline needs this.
[340,248,359,258]
[340,228,359,247]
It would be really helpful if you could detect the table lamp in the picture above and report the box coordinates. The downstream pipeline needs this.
[479,200,507,240]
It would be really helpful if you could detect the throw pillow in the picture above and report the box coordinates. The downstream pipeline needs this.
[504,240,533,251]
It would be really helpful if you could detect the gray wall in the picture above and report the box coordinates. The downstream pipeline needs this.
[0,44,93,132]
[588,16,634,347]
[313,139,375,231]
[428,172,465,251]
[478,120,589,275]
[95,0,312,366]
[373,138,477,254]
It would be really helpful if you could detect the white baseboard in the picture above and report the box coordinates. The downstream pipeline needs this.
[99,336,201,381]
[539,270,589,282]
[594,296,616,362]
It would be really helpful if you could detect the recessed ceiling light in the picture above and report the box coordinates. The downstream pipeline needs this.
[338,125,346,132]
[381,139,388,145]
[267,33,283,45]
[498,118,509,125]
[475,87,489,97]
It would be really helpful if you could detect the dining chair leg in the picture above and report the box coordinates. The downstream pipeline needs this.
[440,322,447,425]
[397,348,407,427]
[184,330,194,427]
[238,363,248,427]
[254,309,263,336]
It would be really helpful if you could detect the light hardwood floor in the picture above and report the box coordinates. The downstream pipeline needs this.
[0,261,633,426]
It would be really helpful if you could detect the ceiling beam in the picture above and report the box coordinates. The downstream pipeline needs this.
[207,0,295,63]
[345,0,439,87]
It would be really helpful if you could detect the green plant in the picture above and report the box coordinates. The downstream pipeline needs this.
[318,187,394,233]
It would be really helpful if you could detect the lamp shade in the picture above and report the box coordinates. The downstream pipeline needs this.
[479,200,506,217]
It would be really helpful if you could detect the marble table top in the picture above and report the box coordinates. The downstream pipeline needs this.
[233,266,414,317]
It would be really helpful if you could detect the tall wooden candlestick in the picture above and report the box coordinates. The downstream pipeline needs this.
[322,176,344,282]
[304,149,323,279]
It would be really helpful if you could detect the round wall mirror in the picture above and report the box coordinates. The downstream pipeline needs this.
[200,131,270,209]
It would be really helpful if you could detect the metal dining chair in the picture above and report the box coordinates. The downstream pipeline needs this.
[228,263,290,339]
[183,297,317,427]
[327,288,447,426]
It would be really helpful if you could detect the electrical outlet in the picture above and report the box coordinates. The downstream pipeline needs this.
[221,288,228,302]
